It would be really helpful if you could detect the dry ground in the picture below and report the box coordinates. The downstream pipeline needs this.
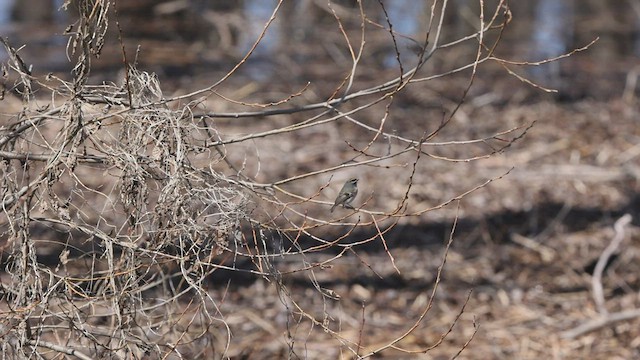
[191,95,640,359]
[2,78,639,359]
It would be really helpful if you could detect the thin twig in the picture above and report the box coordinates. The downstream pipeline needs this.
[591,213,632,315]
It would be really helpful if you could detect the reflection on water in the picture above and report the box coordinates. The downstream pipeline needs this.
[0,0,11,24]
[530,0,574,86]
[53,0,67,24]
[242,0,279,81]
[382,0,424,69]
[0,0,68,64]
[242,0,279,56]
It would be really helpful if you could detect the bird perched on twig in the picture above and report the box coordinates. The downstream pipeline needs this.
[331,178,358,212]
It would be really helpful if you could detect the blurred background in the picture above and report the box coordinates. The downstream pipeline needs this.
[0,0,636,100]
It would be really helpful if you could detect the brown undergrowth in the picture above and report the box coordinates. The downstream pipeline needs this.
[2,1,636,359]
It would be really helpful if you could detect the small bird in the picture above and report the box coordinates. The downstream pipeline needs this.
[331,178,358,212]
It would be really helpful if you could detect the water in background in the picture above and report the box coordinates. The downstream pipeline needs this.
[530,0,574,87]
[0,0,12,24]
[0,1,636,98]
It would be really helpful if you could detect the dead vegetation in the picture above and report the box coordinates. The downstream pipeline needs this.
[1,1,639,359]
